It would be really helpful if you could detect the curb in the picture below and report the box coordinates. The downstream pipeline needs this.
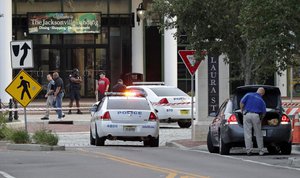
[7,144,65,151]
[165,141,188,150]
[288,157,300,168]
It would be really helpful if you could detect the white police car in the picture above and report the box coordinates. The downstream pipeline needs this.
[127,85,192,128]
[90,92,159,147]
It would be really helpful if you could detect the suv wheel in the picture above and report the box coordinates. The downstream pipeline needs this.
[280,142,292,155]
[177,120,192,128]
[207,131,219,153]
[267,145,280,155]
[219,136,230,155]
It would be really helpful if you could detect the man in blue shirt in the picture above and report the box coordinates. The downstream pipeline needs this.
[240,87,266,156]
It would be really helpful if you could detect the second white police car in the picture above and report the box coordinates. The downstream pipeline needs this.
[90,92,159,147]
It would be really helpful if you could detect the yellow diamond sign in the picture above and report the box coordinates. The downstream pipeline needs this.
[5,70,42,107]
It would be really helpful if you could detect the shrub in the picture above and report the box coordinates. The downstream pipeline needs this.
[32,129,59,146]
[10,129,31,144]
[0,113,10,140]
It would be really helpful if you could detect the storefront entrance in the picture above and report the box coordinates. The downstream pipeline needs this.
[28,46,108,98]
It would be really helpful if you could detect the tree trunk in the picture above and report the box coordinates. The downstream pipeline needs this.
[243,48,252,85]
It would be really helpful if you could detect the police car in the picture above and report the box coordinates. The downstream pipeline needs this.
[90,92,159,147]
[127,84,192,128]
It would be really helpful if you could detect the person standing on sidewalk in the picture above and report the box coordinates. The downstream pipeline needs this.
[41,74,55,120]
[68,68,83,114]
[95,72,110,102]
[53,72,65,120]
[240,87,266,156]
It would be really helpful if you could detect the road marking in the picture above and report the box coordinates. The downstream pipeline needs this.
[0,171,15,178]
[192,149,300,172]
[77,148,209,178]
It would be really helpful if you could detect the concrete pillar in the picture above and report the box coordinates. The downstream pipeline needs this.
[193,54,229,141]
[131,0,144,75]
[164,20,177,87]
[276,70,287,97]
[0,1,12,104]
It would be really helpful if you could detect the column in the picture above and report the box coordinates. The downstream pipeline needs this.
[276,70,287,97]
[193,54,229,141]
[164,19,177,87]
[131,0,144,75]
[0,1,12,104]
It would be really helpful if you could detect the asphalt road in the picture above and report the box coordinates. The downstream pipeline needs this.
[0,146,300,178]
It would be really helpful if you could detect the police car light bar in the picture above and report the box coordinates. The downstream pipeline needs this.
[132,82,165,85]
[105,92,146,97]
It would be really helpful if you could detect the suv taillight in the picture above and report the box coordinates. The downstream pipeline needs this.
[227,114,238,124]
[281,115,290,125]
[158,98,169,104]
[149,112,158,121]
[100,111,111,120]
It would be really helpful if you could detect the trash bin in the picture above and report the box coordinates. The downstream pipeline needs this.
[122,73,143,86]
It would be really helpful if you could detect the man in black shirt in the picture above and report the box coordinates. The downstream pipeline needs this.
[53,72,65,120]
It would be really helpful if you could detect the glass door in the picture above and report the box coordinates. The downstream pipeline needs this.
[65,48,107,97]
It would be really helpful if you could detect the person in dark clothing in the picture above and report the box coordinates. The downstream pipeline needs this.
[68,68,83,114]
[53,72,65,120]
[112,79,127,92]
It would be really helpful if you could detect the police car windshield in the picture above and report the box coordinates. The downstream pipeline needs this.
[150,87,188,97]
[107,99,150,110]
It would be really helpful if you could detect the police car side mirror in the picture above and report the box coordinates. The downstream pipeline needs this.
[90,104,98,116]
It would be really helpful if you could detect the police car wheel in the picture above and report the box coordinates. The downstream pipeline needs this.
[177,120,192,128]
[150,136,159,147]
[95,126,105,146]
[143,140,150,147]
[90,128,95,145]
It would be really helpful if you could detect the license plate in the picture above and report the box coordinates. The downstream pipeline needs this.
[254,130,266,137]
[180,110,189,115]
[123,126,136,132]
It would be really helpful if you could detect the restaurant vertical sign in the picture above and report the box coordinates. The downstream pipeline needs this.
[208,55,219,115]
[28,12,101,34]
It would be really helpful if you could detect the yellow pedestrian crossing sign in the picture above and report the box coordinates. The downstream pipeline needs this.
[5,70,42,107]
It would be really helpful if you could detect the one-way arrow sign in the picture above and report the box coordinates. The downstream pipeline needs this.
[178,50,201,76]
[10,40,33,69]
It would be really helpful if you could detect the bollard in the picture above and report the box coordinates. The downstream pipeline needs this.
[8,99,13,122]
[13,99,18,120]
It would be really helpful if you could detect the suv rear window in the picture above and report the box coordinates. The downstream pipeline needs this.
[107,99,150,110]
[150,87,188,96]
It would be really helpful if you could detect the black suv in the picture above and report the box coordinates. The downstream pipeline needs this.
[207,85,292,155]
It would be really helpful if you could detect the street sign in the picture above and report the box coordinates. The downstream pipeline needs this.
[5,70,42,107]
[10,40,33,69]
[178,50,201,76]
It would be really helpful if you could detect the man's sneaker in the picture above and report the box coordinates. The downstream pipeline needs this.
[41,117,49,120]
[77,110,83,114]
[62,113,65,118]
[68,110,72,114]
[247,152,252,156]
[259,151,264,156]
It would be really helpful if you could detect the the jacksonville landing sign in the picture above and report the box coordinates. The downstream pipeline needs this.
[208,55,219,115]
[27,12,101,34]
